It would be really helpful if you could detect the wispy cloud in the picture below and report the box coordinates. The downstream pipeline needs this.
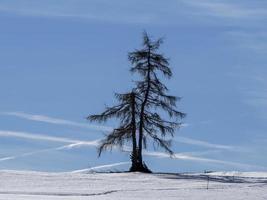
[1,112,238,150]
[1,112,245,152]
[0,0,265,25]
[0,144,77,163]
[71,162,130,173]
[1,112,112,132]
[0,147,59,162]
[229,71,267,115]
[225,31,267,53]
[59,142,100,150]
[0,0,155,24]
[0,140,100,163]
[143,150,266,171]
[0,129,101,163]
[175,136,234,150]
[243,90,267,109]
[121,146,262,170]
[183,0,267,19]
[0,156,16,161]
[0,137,262,170]
[0,130,99,145]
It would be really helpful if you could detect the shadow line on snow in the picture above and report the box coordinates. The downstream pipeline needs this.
[0,190,118,197]
[154,173,267,184]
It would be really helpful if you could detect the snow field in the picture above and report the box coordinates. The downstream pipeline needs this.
[0,171,266,200]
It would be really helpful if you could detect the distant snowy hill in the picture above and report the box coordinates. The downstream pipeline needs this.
[0,170,266,200]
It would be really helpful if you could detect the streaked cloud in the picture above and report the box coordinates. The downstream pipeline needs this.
[121,147,262,170]
[225,31,267,53]
[175,136,234,150]
[0,156,16,161]
[0,137,262,170]
[0,130,99,145]
[183,0,267,19]
[0,141,99,163]
[143,150,267,171]
[180,123,190,128]
[0,145,73,163]
[59,142,99,150]
[0,112,257,170]
[1,112,112,132]
[0,0,157,24]
[0,0,265,25]
[0,147,59,162]
[2,112,241,151]
[71,162,130,173]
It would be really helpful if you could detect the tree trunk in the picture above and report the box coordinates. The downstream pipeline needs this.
[129,92,138,172]
[137,48,152,173]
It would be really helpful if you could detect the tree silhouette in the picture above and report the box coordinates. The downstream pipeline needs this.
[88,91,141,171]
[88,32,185,173]
[129,32,186,172]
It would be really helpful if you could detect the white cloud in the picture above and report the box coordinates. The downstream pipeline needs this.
[183,0,267,19]
[0,145,68,163]
[0,156,16,161]
[59,142,99,150]
[0,140,99,163]
[0,0,156,24]
[71,162,130,173]
[1,112,113,132]
[0,130,99,145]
[0,137,262,170]
[143,150,266,171]
[175,136,234,150]
[225,31,267,53]
[180,123,190,128]
[0,0,265,25]
[121,147,262,170]
[1,112,246,152]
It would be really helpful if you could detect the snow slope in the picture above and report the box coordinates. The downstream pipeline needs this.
[0,170,266,200]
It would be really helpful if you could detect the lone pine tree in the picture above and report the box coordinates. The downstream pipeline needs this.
[129,32,186,172]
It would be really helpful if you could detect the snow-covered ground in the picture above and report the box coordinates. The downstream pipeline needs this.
[0,170,266,200]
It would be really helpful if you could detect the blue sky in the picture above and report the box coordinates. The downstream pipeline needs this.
[0,0,267,172]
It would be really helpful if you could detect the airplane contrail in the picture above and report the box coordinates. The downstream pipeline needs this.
[71,162,130,173]
[1,111,113,132]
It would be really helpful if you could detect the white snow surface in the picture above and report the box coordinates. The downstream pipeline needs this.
[0,170,267,200]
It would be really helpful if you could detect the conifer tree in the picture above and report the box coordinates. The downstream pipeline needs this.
[88,32,185,173]
[128,32,185,172]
